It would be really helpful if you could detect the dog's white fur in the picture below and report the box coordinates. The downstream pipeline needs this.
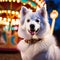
[17,6,60,60]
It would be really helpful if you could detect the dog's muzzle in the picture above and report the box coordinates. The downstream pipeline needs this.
[28,24,40,35]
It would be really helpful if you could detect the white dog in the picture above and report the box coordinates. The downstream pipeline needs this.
[17,6,60,60]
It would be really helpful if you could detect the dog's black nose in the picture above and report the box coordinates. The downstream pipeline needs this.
[30,24,35,31]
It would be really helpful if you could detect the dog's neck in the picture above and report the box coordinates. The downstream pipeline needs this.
[25,38,42,44]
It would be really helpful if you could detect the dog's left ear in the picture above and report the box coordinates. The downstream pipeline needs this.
[37,5,48,18]
[19,6,29,25]
[20,6,28,17]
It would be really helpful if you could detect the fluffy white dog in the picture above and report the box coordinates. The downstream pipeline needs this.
[17,6,60,60]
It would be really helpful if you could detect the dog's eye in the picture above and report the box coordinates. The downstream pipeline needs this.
[36,19,39,23]
[27,19,30,22]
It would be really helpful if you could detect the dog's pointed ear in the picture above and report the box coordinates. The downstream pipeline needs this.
[40,7,46,17]
[20,6,28,17]
[37,5,48,18]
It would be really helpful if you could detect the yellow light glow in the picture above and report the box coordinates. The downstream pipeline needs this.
[17,0,20,3]
[16,11,19,15]
[11,19,16,25]
[28,2,31,5]
[8,10,11,14]
[3,0,5,2]
[36,6,40,10]
[4,18,6,21]
[0,19,1,21]
[12,19,15,22]
[0,17,2,20]
[9,0,12,2]
[18,14,20,18]
[50,10,58,19]
[2,10,5,13]
[5,0,8,2]
[5,22,9,25]
[13,0,15,2]
[4,10,6,13]
[16,19,19,25]
[12,11,15,14]
[8,18,10,22]
[0,0,2,2]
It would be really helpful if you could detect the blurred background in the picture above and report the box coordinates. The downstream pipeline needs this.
[0,0,60,60]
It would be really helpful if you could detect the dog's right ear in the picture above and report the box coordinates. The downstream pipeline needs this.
[20,6,28,25]
[20,6,28,17]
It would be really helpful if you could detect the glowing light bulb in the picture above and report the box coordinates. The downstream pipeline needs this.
[9,0,12,2]
[11,19,15,25]
[2,10,5,13]
[4,10,6,13]
[18,14,20,18]
[3,0,5,2]
[4,18,6,21]
[5,0,8,2]
[0,0,2,2]
[16,19,19,25]
[17,0,20,3]
[12,11,15,14]
[8,10,11,14]
[16,11,19,15]
[8,18,10,22]
[0,17,2,20]
[13,0,15,2]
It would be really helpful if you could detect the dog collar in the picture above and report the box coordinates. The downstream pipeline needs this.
[25,38,42,44]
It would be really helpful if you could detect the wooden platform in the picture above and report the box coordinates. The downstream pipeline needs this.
[0,53,22,60]
[0,48,22,60]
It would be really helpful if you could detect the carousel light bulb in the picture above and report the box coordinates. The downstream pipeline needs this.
[36,6,40,10]
[8,18,10,22]
[11,19,15,25]
[12,19,15,22]
[28,2,31,5]
[8,10,10,14]
[3,0,5,2]
[33,0,39,3]
[4,10,6,13]
[0,19,1,21]
[16,19,19,25]
[0,0,2,2]
[17,0,20,3]
[16,11,19,15]
[4,18,6,21]
[0,17,2,21]
[38,1,41,5]
[6,22,9,25]
[5,0,8,2]
[18,14,20,18]
[13,0,15,2]
[2,10,5,13]
[0,17,2,20]
[9,0,12,2]
[12,11,15,14]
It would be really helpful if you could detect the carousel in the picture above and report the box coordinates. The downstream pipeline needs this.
[0,0,58,50]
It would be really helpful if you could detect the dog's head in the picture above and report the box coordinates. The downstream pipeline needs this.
[18,6,50,39]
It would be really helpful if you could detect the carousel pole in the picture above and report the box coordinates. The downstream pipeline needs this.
[6,1,12,48]
[50,10,58,35]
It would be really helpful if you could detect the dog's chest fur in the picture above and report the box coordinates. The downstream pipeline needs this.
[17,38,56,60]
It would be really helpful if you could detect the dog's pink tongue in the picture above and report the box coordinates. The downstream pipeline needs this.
[30,31,35,35]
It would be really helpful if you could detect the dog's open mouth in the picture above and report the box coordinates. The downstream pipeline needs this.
[28,29,39,35]
[29,30,35,35]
